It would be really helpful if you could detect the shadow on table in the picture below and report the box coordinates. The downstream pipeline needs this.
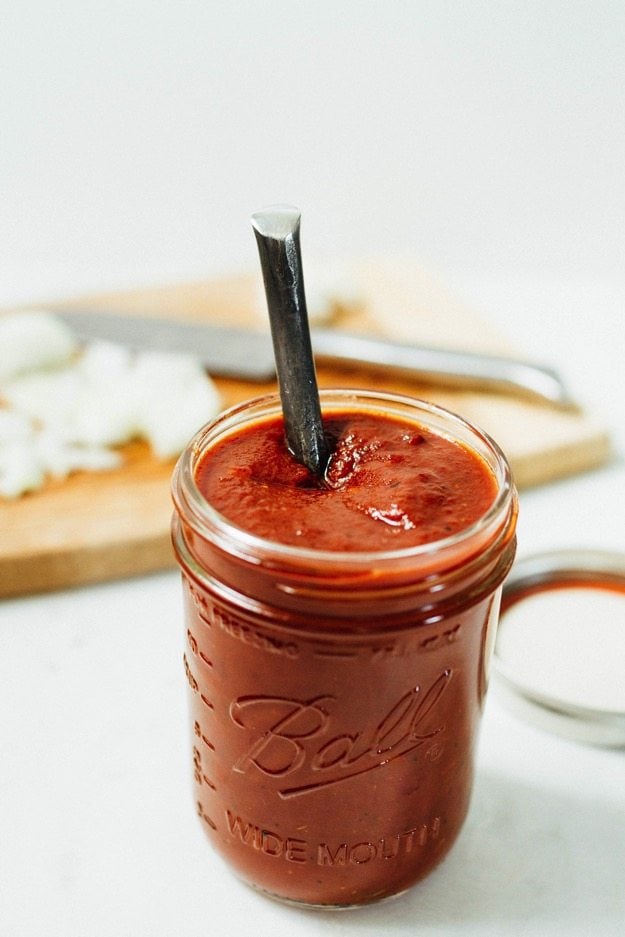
[289,768,625,933]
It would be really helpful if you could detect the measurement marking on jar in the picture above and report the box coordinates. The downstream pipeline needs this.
[196,610,213,630]
[419,624,462,651]
[311,643,402,660]
[183,654,199,692]
[369,644,402,660]
[185,656,214,711]
[188,584,214,627]
[187,628,214,674]
[190,601,213,632]
[312,648,358,659]
[214,608,300,659]
[194,721,215,751]
[195,769,217,791]
[193,745,217,791]
[197,801,217,830]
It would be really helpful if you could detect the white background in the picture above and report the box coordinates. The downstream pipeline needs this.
[1,3,624,936]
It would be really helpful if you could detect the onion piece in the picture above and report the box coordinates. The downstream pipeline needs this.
[131,350,221,459]
[2,368,81,429]
[0,439,45,499]
[0,310,78,385]
[0,311,222,497]
[0,409,34,445]
[35,430,123,479]
[70,341,139,447]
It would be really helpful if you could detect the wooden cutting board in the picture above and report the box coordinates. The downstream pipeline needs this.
[0,261,611,598]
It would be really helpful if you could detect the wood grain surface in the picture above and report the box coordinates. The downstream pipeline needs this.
[1,262,611,597]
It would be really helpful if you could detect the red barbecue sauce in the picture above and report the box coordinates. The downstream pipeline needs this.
[174,398,516,907]
[195,410,497,551]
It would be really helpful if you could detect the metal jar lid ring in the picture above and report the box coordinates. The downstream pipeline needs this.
[492,549,625,748]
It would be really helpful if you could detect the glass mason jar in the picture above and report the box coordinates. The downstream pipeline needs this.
[171,389,518,908]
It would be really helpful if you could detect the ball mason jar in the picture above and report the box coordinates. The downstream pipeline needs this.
[171,389,518,908]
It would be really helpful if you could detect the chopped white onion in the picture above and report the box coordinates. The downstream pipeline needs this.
[138,367,221,459]
[35,430,123,479]
[0,311,222,497]
[67,340,139,447]
[2,367,82,429]
[0,310,78,385]
[0,440,45,499]
[0,409,34,445]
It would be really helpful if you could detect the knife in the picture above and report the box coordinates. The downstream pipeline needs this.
[56,309,573,407]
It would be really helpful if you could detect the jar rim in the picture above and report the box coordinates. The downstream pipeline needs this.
[172,388,515,570]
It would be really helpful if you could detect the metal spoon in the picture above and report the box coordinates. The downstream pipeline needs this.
[251,205,331,476]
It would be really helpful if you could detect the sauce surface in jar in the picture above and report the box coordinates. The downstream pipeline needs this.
[195,409,497,551]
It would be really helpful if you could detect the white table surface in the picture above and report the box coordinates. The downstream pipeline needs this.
[1,5,624,935]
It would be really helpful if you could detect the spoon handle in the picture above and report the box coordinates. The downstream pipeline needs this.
[252,205,330,476]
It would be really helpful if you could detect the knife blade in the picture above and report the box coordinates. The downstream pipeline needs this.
[55,309,573,407]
